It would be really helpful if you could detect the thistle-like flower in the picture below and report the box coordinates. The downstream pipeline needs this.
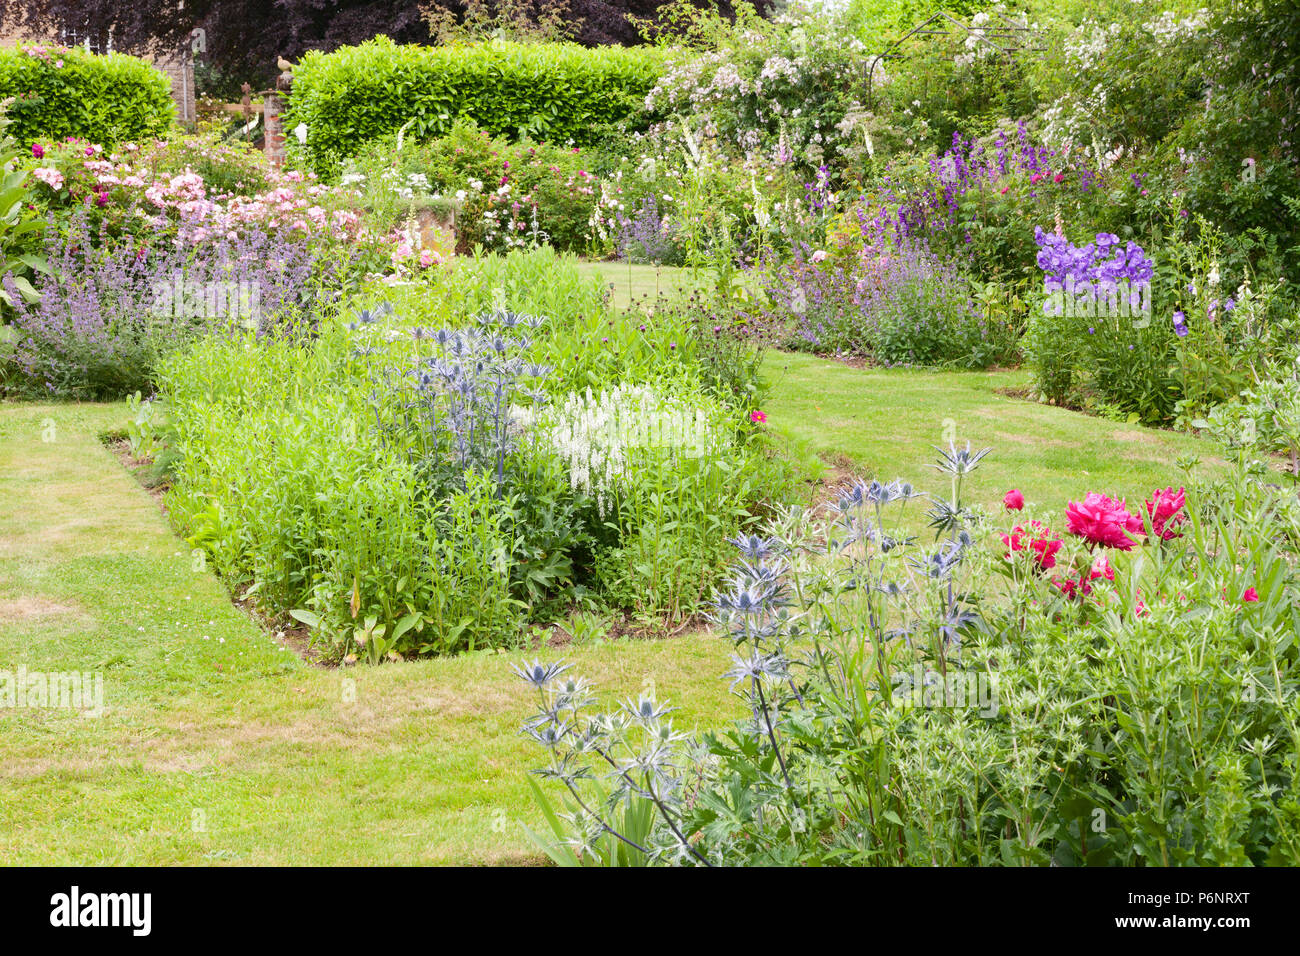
[726,533,785,561]
[512,658,571,688]
[724,650,789,691]
[621,695,674,724]
[838,478,916,511]
[929,441,991,477]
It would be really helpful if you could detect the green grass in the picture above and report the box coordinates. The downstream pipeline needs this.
[573,261,701,310]
[761,351,1224,514]
[0,402,734,865]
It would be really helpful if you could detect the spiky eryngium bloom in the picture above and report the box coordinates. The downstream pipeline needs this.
[928,440,991,477]
[724,649,790,692]
[512,657,571,688]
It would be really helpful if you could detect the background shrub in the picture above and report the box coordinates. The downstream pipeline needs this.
[346,120,603,253]
[0,44,175,147]
[285,37,665,177]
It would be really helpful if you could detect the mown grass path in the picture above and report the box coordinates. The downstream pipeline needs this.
[0,402,733,864]
[762,352,1222,514]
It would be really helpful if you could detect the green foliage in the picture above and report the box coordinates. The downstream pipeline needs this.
[158,249,799,657]
[141,123,273,197]
[1025,225,1293,425]
[285,38,665,178]
[0,100,48,310]
[0,44,175,147]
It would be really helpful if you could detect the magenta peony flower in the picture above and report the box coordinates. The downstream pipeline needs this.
[1065,492,1143,550]
[1088,553,1115,582]
[1144,487,1186,540]
[1002,520,1060,570]
[1003,489,1025,511]
[1243,587,1259,603]
[31,143,44,158]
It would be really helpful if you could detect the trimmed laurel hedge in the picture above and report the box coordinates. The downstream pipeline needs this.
[285,37,665,177]
[0,44,175,147]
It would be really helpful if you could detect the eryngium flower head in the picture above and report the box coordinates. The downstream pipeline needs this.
[724,650,789,691]
[621,695,674,724]
[929,441,991,477]
[838,479,916,512]
[726,533,785,561]
[512,658,571,688]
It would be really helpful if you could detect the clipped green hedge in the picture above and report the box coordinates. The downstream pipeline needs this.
[0,43,175,147]
[285,37,664,177]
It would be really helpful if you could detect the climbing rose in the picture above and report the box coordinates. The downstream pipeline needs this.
[1003,489,1025,511]
[1065,492,1143,550]
[31,166,63,190]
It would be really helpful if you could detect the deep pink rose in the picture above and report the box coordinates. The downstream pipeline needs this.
[1003,489,1025,511]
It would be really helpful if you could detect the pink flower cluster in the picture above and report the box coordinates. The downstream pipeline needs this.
[1145,487,1186,541]
[1055,553,1115,600]
[30,166,64,191]
[20,44,67,67]
[75,151,361,244]
[1006,485,1257,611]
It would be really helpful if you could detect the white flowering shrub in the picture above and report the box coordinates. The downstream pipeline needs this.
[642,3,873,175]
[1035,2,1213,158]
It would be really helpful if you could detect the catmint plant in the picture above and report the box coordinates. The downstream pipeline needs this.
[4,212,331,397]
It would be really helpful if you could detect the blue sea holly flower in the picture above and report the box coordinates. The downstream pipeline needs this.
[512,658,571,688]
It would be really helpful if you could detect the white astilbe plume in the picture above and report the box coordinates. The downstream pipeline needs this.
[538,384,725,517]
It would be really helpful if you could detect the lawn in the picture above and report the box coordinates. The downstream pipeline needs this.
[574,260,760,310]
[0,402,735,865]
[0,343,1228,865]
[762,351,1222,515]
